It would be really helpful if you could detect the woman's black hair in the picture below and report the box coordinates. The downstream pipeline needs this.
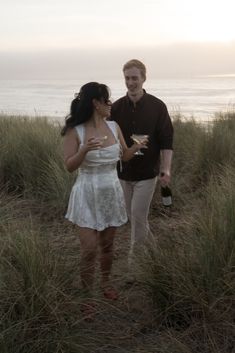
[61,82,110,136]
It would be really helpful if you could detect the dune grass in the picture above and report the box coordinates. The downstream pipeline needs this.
[170,111,235,208]
[0,115,75,211]
[0,112,235,352]
[0,189,99,353]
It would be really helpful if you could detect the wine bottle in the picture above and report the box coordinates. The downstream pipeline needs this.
[161,185,172,207]
[160,172,172,207]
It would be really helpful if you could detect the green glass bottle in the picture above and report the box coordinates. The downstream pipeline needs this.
[160,172,172,207]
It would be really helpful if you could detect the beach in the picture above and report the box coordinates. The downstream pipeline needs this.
[0,75,235,122]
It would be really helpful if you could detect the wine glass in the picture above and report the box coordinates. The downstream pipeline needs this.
[131,134,149,155]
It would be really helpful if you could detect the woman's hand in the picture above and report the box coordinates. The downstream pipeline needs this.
[83,137,104,152]
[116,123,149,161]
[132,137,148,152]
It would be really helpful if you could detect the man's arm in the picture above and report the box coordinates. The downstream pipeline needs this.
[159,149,173,186]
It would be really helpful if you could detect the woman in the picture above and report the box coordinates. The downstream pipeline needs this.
[61,82,146,309]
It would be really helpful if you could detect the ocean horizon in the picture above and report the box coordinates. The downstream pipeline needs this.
[0,75,235,123]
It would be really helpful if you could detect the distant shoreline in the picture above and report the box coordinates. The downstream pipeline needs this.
[0,76,234,121]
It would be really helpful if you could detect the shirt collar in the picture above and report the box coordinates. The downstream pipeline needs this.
[125,89,147,107]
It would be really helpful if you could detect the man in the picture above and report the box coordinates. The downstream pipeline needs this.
[110,59,173,262]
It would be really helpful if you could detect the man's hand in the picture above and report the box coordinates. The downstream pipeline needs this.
[159,172,170,187]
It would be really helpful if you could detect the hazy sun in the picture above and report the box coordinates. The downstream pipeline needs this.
[188,0,234,42]
[155,0,235,43]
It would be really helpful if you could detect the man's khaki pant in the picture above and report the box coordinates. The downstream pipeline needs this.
[120,177,157,262]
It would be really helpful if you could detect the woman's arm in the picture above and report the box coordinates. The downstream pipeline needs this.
[63,128,102,172]
[116,124,147,162]
[63,128,86,172]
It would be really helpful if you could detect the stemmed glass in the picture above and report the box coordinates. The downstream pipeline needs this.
[131,134,149,155]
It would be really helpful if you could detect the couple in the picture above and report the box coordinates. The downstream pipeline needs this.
[61,59,174,303]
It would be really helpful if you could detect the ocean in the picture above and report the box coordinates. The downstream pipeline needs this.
[0,76,235,123]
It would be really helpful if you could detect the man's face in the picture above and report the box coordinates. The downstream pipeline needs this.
[124,67,145,96]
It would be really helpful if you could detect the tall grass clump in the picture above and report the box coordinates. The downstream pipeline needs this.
[192,111,235,185]
[171,117,207,207]
[0,115,74,209]
[0,196,88,353]
[0,187,26,227]
[207,111,235,166]
[169,112,235,209]
[139,165,235,352]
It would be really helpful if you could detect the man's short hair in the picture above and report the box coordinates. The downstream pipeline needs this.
[123,59,146,80]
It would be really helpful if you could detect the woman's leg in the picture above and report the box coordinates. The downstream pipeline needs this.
[78,227,98,292]
[99,227,116,288]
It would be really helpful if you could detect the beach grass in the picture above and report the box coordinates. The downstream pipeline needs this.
[137,165,235,351]
[0,112,235,352]
[0,115,75,211]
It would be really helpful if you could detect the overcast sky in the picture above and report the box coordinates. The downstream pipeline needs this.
[1,0,235,79]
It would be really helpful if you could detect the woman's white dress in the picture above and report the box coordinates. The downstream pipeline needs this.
[65,121,127,231]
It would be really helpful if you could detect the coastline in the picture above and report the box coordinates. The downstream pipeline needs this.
[0,76,235,122]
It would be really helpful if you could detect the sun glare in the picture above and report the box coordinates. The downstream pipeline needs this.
[190,2,235,42]
[154,0,235,44]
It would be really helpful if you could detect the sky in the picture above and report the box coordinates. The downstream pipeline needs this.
[1,0,235,79]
